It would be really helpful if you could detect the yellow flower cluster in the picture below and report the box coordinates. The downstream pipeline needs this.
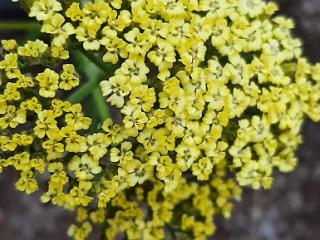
[2,0,320,239]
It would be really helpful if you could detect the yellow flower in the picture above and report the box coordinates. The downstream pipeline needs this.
[50,45,70,59]
[68,221,92,240]
[124,28,153,56]
[1,39,17,51]
[116,55,149,83]
[42,13,75,47]
[175,143,201,171]
[205,81,230,111]
[15,171,38,194]
[34,110,58,138]
[238,0,265,17]
[128,85,155,112]
[42,132,64,160]
[101,37,128,64]
[65,131,88,153]
[82,0,111,25]
[59,64,80,90]
[147,38,175,70]
[123,109,148,130]
[87,133,110,161]
[0,105,26,129]
[65,104,91,130]
[35,68,60,98]
[191,157,213,180]
[0,53,18,71]
[75,21,101,51]
[156,156,182,192]
[68,154,102,181]
[110,142,133,163]
[17,40,48,57]
[98,180,119,207]
[2,0,320,238]
[29,0,63,21]
[100,75,130,108]
[66,3,85,22]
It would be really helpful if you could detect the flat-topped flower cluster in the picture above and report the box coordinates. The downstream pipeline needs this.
[1,0,320,239]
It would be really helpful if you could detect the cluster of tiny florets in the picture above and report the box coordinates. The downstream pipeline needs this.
[2,0,320,239]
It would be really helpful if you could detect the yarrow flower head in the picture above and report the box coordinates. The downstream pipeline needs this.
[2,0,320,239]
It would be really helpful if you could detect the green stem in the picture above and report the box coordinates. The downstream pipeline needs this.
[0,21,40,31]
[79,48,117,74]
[68,49,110,121]
[69,38,118,75]
[67,79,98,103]
[92,87,109,120]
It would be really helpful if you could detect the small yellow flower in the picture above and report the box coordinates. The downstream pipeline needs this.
[29,0,63,21]
[15,171,38,194]
[42,133,64,160]
[123,109,148,130]
[65,104,91,130]
[1,39,17,51]
[0,53,18,71]
[191,157,213,180]
[110,142,133,163]
[34,110,58,138]
[101,37,128,64]
[68,221,92,240]
[116,55,149,83]
[35,68,60,98]
[66,3,85,22]
[65,132,88,153]
[68,154,102,181]
[87,133,110,161]
[0,105,26,129]
[128,85,155,112]
[100,75,130,108]
[124,28,153,56]
[75,21,101,51]
[59,64,80,90]
[17,40,48,57]
[42,13,75,47]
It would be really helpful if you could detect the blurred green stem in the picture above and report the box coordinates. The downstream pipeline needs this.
[67,79,98,104]
[0,21,40,31]
[79,48,117,74]
[68,50,110,121]
[92,87,109,120]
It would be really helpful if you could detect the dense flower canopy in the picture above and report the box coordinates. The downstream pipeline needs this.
[1,0,320,239]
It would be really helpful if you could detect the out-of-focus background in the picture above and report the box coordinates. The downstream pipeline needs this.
[0,0,320,239]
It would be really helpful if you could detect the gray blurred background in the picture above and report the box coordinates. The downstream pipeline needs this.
[0,0,320,239]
